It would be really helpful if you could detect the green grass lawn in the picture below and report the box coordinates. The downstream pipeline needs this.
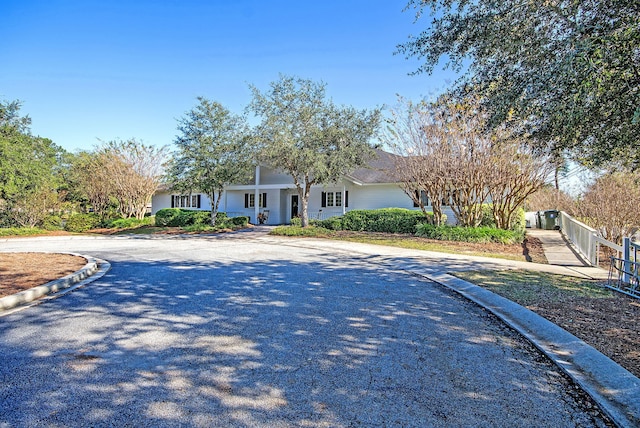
[453,270,612,304]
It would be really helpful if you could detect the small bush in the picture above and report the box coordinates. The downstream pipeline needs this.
[193,210,212,226]
[155,208,182,226]
[183,224,217,233]
[480,204,526,233]
[314,216,343,230]
[270,226,333,237]
[108,216,155,229]
[290,217,302,227]
[231,216,248,226]
[155,209,212,227]
[65,213,101,232]
[416,224,524,244]
[42,215,63,231]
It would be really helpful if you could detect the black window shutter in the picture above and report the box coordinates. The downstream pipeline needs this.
[197,194,201,208]
[321,192,327,208]
[345,191,349,207]
[414,190,419,207]
[262,193,267,208]
[244,193,249,208]
[171,195,175,208]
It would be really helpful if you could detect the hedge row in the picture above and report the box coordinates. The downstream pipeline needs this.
[313,208,443,234]
[155,209,247,229]
[64,213,102,232]
[415,224,524,244]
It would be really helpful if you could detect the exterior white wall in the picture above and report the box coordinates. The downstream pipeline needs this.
[152,184,458,225]
[222,189,283,225]
[348,184,413,210]
[151,192,172,215]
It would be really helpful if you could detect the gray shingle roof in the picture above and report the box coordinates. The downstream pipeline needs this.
[346,148,400,184]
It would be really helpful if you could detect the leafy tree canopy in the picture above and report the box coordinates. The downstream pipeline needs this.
[248,75,381,227]
[168,97,254,225]
[0,99,62,203]
[398,0,640,169]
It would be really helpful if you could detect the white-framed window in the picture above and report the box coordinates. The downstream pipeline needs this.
[171,194,201,208]
[245,193,267,208]
[321,191,347,207]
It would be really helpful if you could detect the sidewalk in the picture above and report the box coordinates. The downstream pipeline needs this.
[527,228,609,280]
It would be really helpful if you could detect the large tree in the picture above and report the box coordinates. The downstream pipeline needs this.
[385,95,552,229]
[168,97,254,226]
[398,0,640,169]
[383,97,452,226]
[0,100,64,227]
[577,172,640,245]
[248,75,381,227]
[98,139,167,219]
[71,139,167,220]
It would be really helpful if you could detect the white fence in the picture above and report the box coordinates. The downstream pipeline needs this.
[557,211,639,297]
[557,211,622,266]
[608,239,640,297]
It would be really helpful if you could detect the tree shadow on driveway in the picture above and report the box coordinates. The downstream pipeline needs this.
[0,254,608,427]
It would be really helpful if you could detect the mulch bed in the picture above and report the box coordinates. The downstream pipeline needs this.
[0,253,86,297]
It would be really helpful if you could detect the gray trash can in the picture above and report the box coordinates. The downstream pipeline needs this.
[541,210,559,230]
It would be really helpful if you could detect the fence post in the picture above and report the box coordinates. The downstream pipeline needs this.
[623,237,631,284]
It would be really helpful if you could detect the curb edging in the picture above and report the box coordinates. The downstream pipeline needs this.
[420,270,640,428]
[0,253,108,312]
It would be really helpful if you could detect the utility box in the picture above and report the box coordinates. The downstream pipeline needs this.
[537,210,559,230]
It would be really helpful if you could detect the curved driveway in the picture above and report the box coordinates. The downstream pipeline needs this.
[0,232,610,427]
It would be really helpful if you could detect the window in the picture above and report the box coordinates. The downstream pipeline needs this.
[171,194,201,208]
[413,190,429,207]
[245,193,267,208]
[321,191,347,207]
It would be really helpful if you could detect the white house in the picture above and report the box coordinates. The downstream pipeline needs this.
[151,149,456,225]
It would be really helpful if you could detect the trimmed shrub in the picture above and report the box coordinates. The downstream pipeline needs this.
[65,213,101,232]
[314,216,343,230]
[155,209,212,227]
[155,209,246,229]
[183,224,216,232]
[155,208,182,226]
[42,215,63,231]
[270,226,333,237]
[415,224,524,244]
[192,210,212,226]
[290,217,302,227]
[340,208,433,234]
[231,216,248,226]
[108,216,155,229]
[480,204,527,233]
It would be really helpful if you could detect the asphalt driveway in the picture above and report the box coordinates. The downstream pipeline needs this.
[0,232,611,427]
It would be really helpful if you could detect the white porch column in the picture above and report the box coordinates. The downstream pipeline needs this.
[222,189,226,213]
[254,165,261,224]
[342,185,346,215]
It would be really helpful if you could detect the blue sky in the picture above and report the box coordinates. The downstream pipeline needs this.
[1,0,456,153]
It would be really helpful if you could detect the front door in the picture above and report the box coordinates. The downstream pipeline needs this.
[291,194,299,220]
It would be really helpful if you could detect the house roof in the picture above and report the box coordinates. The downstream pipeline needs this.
[345,148,400,185]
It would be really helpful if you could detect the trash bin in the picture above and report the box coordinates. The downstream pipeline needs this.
[541,210,559,230]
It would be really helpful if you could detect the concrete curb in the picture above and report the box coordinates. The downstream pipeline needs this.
[420,270,640,428]
[0,253,110,312]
